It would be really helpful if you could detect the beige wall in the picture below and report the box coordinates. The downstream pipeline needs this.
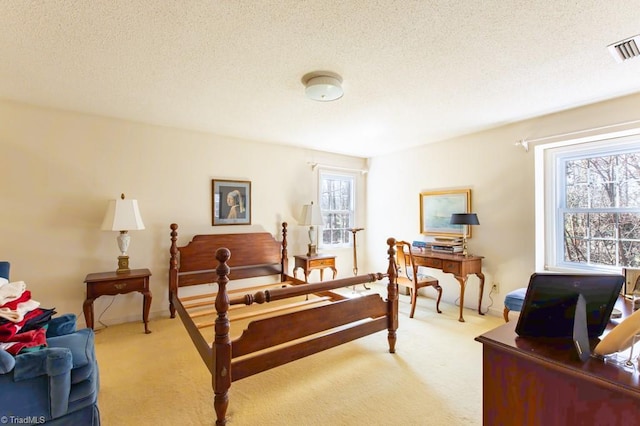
[366,92,640,316]
[0,100,367,326]
[3,92,640,325]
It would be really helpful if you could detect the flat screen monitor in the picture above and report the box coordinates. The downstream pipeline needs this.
[515,273,624,339]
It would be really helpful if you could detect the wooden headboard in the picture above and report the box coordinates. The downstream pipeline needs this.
[168,222,289,317]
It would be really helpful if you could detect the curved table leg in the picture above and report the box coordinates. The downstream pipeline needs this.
[320,267,338,282]
[454,275,469,322]
[476,272,485,316]
[142,290,152,334]
[83,298,95,329]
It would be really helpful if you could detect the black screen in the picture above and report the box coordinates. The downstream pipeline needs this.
[515,273,624,339]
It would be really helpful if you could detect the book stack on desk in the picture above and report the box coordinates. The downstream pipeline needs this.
[412,241,428,249]
[430,238,463,254]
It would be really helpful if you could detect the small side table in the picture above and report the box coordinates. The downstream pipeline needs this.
[83,268,152,334]
[293,254,337,283]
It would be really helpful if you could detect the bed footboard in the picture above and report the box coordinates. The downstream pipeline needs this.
[210,238,398,425]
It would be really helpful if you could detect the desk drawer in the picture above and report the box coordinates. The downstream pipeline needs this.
[418,257,442,269]
[311,258,334,267]
[87,277,146,297]
[442,261,461,275]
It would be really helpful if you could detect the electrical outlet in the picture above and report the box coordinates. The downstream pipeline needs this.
[492,282,500,293]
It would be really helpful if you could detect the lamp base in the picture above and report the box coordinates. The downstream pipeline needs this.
[307,243,318,257]
[461,237,469,257]
[117,255,130,273]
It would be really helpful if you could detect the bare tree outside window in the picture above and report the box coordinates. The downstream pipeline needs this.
[561,151,640,268]
[319,172,355,247]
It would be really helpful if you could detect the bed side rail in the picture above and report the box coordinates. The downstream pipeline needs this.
[228,273,384,306]
[170,293,214,374]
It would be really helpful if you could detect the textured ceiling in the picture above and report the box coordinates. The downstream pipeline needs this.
[2,1,640,158]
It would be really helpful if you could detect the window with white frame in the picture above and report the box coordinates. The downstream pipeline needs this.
[319,171,356,248]
[541,135,640,271]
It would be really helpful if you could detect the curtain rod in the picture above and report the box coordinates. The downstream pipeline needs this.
[307,162,368,175]
[514,119,640,152]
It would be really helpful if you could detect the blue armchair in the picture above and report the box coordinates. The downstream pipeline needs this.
[0,262,100,425]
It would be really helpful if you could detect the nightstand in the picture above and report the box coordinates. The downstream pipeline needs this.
[293,254,337,283]
[83,268,152,334]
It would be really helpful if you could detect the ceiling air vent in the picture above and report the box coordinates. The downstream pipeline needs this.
[608,35,640,63]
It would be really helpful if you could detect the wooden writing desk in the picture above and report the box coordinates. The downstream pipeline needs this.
[475,297,640,425]
[410,249,484,322]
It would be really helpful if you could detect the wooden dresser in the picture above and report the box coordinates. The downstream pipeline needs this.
[475,297,640,425]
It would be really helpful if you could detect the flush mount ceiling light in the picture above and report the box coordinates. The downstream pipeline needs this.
[302,71,343,102]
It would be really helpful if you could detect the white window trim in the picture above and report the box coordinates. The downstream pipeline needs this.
[535,127,640,273]
[318,169,357,249]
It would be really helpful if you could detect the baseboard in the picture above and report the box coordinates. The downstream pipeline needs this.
[77,308,168,330]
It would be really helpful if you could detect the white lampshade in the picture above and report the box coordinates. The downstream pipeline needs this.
[299,201,323,257]
[101,194,145,272]
[299,201,323,226]
[101,195,145,231]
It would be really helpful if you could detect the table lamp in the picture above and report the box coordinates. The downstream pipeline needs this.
[450,213,479,257]
[101,193,145,273]
[299,201,323,256]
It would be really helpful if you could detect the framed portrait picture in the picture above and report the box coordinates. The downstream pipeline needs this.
[212,179,251,226]
[420,189,471,237]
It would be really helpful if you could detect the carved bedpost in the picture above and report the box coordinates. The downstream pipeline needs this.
[386,237,398,354]
[169,223,179,318]
[214,248,232,426]
[281,222,288,281]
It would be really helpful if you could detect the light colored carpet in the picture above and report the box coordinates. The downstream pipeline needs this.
[94,285,503,425]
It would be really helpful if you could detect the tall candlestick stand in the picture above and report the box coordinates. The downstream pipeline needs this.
[350,228,368,290]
